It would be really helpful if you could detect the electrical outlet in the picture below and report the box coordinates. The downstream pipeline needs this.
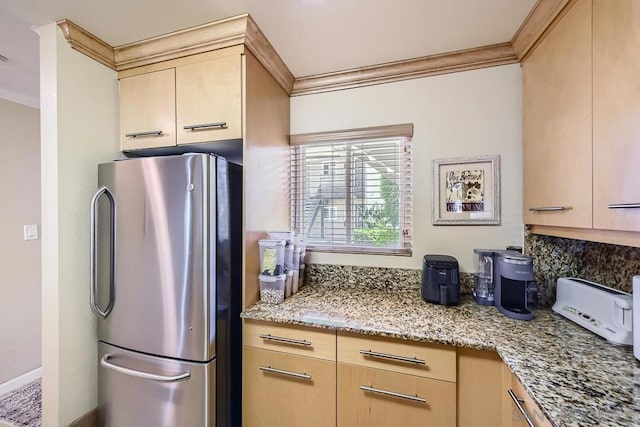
[24,224,38,240]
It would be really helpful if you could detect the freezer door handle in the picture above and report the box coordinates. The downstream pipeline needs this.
[100,354,191,382]
[90,186,116,319]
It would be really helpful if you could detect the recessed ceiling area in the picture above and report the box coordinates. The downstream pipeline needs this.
[0,0,536,108]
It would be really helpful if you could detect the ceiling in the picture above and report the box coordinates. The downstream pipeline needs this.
[0,0,536,109]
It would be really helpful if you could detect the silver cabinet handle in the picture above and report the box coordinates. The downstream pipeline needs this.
[259,366,311,380]
[183,122,227,130]
[608,203,640,209]
[90,186,116,319]
[259,334,311,346]
[360,385,426,403]
[125,130,163,138]
[528,206,571,211]
[507,389,535,427]
[101,355,190,382]
[360,349,426,365]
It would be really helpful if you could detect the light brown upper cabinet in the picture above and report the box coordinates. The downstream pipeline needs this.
[120,68,177,150]
[176,55,242,146]
[523,0,640,245]
[119,48,242,152]
[522,0,592,228]
[593,0,640,232]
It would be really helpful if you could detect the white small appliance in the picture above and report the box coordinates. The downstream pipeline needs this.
[552,278,633,346]
[633,276,640,360]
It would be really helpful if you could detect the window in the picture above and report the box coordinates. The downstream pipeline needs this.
[290,124,413,255]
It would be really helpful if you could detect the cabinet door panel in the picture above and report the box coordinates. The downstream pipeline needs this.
[522,0,592,227]
[243,346,335,427]
[593,0,640,232]
[337,363,455,427]
[176,55,242,145]
[509,373,553,427]
[120,69,176,150]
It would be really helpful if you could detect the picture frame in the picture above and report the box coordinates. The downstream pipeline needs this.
[432,155,500,225]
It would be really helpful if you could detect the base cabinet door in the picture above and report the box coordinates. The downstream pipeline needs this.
[337,363,456,427]
[502,364,552,427]
[243,346,336,427]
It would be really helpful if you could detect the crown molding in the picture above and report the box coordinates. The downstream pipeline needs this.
[57,19,116,70]
[291,43,517,96]
[58,9,556,99]
[244,16,295,97]
[511,0,576,61]
[112,14,248,71]
[57,14,294,95]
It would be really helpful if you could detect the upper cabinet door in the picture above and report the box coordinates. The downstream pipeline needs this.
[522,0,592,227]
[593,0,640,232]
[120,69,177,150]
[176,55,242,146]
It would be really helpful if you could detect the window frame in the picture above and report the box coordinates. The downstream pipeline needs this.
[290,123,413,256]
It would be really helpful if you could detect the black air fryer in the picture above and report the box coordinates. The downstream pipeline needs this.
[421,255,460,306]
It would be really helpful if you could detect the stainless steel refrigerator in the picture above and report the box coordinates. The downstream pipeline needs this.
[90,153,242,426]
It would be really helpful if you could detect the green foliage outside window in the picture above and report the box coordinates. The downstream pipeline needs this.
[353,177,400,246]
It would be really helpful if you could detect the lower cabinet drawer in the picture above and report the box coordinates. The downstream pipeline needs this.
[337,363,456,427]
[338,332,456,382]
[244,320,336,361]
[243,346,336,427]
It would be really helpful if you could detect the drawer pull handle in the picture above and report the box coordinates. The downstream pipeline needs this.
[183,122,227,130]
[125,130,164,138]
[360,349,426,365]
[507,389,535,427]
[608,203,640,209]
[360,385,426,403]
[528,206,571,212]
[259,366,311,380]
[259,334,312,346]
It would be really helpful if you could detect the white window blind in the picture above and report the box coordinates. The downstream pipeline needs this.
[290,124,413,255]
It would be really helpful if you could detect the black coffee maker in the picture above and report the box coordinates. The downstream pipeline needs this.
[494,251,534,320]
[421,255,460,306]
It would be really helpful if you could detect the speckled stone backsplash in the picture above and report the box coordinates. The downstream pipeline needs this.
[525,226,640,307]
[304,263,474,294]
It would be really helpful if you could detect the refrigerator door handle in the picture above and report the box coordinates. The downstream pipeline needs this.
[100,354,191,382]
[90,186,116,319]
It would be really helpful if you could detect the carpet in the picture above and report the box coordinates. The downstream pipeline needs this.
[0,380,41,427]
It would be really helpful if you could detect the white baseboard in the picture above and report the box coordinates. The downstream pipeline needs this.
[0,367,42,398]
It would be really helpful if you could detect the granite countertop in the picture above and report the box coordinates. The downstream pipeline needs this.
[241,283,640,427]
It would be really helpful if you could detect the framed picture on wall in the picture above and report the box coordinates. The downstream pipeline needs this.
[432,155,500,225]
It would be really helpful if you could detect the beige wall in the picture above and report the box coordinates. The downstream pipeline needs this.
[0,98,41,385]
[291,64,523,273]
[37,23,120,426]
